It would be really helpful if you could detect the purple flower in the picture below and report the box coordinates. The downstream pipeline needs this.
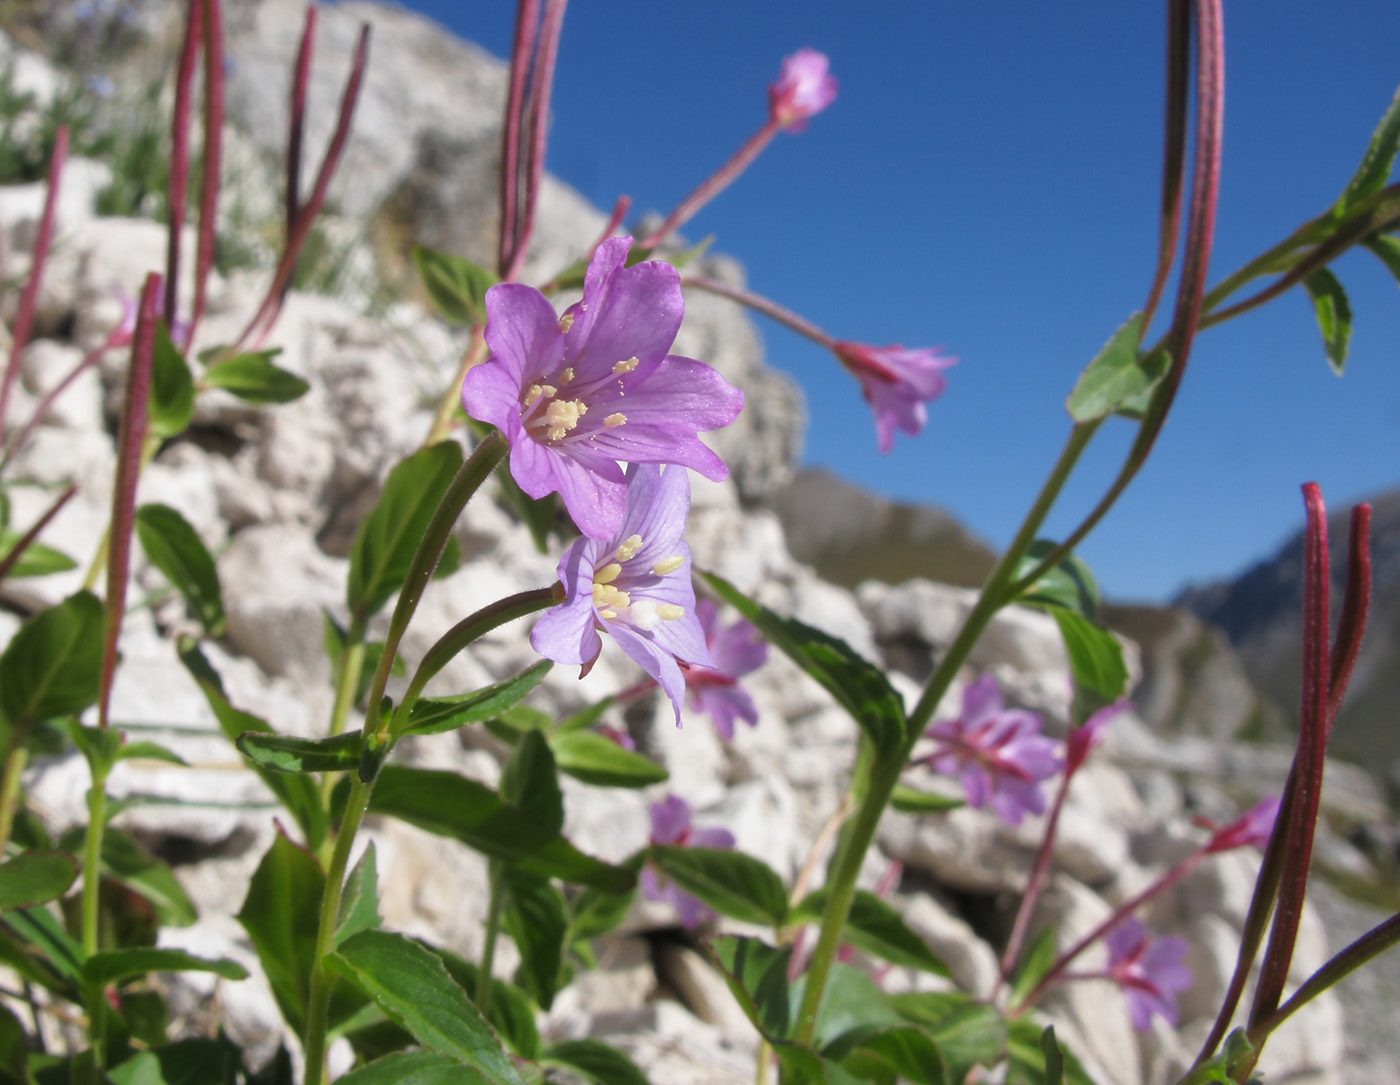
[462,236,744,540]
[530,463,713,724]
[769,49,838,133]
[681,598,767,740]
[1103,918,1193,1031]
[834,341,955,454]
[1065,700,1131,775]
[921,675,1062,827]
[1205,796,1280,853]
[642,795,735,928]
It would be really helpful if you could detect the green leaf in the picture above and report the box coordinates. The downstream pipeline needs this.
[1006,1018,1094,1085]
[501,869,568,1009]
[0,851,78,910]
[57,827,197,927]
[568,882,638,944]
[1064,313,1163,422]
[82,948,247,986]
[325,930,523,1085]
[179,638,327,851]
[890,783,963,814]
[500,730,564,833]
[791,888,949,976]
[650,846,789,927]
[1048,609,1128,702]
[773,1045,865,1085]
[549,730,667,788]
[236,731,362,774]
[201,349,310,405]
[806,963,905,1051]
[483,705,552,744]
[403,661,553,737]
[889,991,1007,1085]
[435,950,541,1060]
[0,591,103,725]
[134,504,225,636]
[1041,1026,1065,1085]
[336,1051,494,1085]
[1365,233,1400,289]
[1013,541,1101,618]
[703,572,904,756]
[1008,927,1058,1007]
[113,741,187,766]
[335,843,381,948]
[322,614,407,710]
[411,245,499,326]
[1112,348,1171,420]
[65,720,123,776]
[366,765,633,892]
[555,695,617,734]
[347,443,464,621]
[839,1026,948,1085]
[1337,82,1400,214]
[0,530,76,578]
[1302,267,1352,375]
[541,1040,650,1085]
[149,320,195,439]
[236,833,324,1035]
[705,935,794,1042]
[109,1038,242,1085]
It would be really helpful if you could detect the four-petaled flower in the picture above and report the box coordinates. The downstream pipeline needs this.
[834,340,956,454]
[642,794,735,928]
[462,236,743,540]
[681,598,767,740]
[769,49,838,132]
[921,675,1062,827]
[531,463,712,724]
[1103,918,1193,1031]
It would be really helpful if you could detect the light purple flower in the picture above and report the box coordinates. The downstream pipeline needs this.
[833,340,955,454]
[769,49,838,133]
[642,795,735,928]
[1103,918,1193,1031]
[1205,796,1280,853]
[462,236,744,540]
[921,675,1062,827]
[1066,700,1131,775]
[530,463,713,724]
[681,598,767,740]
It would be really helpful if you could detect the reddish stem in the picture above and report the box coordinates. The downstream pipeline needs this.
[505,0,568,283]
[165,0,202,327]
[1141,0,1190,331]
[681,274,836,349]
[640,121,780,249]
[187,0,225,351]
[0,484,76,583]
[1326,505,1371,730]
[287,6,317,237]
[998,769,1074,987]
[498,0,540,278]
[4,337,113,463]
[98,274,160,731]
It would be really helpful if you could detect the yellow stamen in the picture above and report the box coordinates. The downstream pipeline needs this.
[544,398,587,440]
[523,384,544,406]
[614,534,644,561]
[594,562,622,585]
[592,583,631,610]
[559,313,575,333]
[599,608,618,621]
[604,412,627,428]
[652,555,684,576]
[612,356,639,374]
[559,366,575,383]
[656,604,685,621]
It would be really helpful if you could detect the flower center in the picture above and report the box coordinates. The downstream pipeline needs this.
[522,381,590,442]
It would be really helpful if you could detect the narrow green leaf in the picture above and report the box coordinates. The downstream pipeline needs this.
[1041,1026,1065,1085]
[236,731,362,774]
[0,530,76,578]
[325,930,523,1085]
[890,783,963,814]
[840,1026,948,1085]
[549,730,667,788]
[502,869,568,1010]
[500,730,564,832]
[807,963,905,1051]
[109,1038,242,1085]
[1302,267,1352,375]
[435,949,541,1060]
[113,741,187,766]
[651,846,789,927]
[555,695,617,734]
[542,1040,650,1085]
[0,851,78,910]
[336,1051,493,1085]
[791,888,949,976]
[57,826,197,927]
[149,320,195,438]
[703,572,904,755]
[235,833,324,1035]
[1113,348,1171,420]
[335,843,381,948]
[483,705,552,744]
[82,948,247,986]
[403,661,553,737]
[347,443,464,621]
[411,245,499,326]
[568,883,638,944]
[1006,1018,1095,1085]
[705,935,794,1042]
[201,349,310,405]
[773,1045,865,1085]
[1364,233,1400,289]
[134,504,225,636]
[1012,541,1100,618]
[1009,927,1058,1007]
[0,905,84,989]
[1337,82,1400,213]
[366,765,633,892]
[889,991,1007,1085]
[0,590,104,724]
[65,720,123,776]
[1047,609,1128,701]
[1064,313,1160,422]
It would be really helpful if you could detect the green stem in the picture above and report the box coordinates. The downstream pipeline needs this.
[477,861,504,1014]
[0,724,30,855]
[303,777,372,1085]
[425,326,487,447]
[80,761,109,1078]
[318,630,366,862]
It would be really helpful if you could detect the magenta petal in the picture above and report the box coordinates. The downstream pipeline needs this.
[567,255,685,375]
[611,622,690,725]
[648,794,692,844]
[549,449,627,540]
[480,282,565,385]
[691,825,736,850]
[959,675,1003,727]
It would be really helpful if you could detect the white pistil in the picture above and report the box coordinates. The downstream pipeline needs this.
[612,356,639,374]
[652,555,684,576]
[604,412,627,428]
[613,534,644,561]
[629,599,661,631]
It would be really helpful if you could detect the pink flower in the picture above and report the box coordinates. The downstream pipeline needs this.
[642,795,735,928]
[1065,700,1131,775]
[833,340,955,454]
[462,237,743,540]
[680,598,767,740]
[921,675,1062,827]
[1103,918,1193,1031]
[1204,796,1280,853]
[769,49,838,132]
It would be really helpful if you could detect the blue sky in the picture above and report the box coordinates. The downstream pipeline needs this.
[401,2,1400,602]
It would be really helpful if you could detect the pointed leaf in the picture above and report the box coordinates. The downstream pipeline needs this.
[1338,82,1400,213]
[236,833,324,1035]
[890,784,963,815]
[1008,927,1058,1007]
[1006,1018,1094,1085]
[1364,233,1400,289]
[236,731,362,774]
[1064,313,1163,422]
[500,730,564,832]
[1013,541,1101,618]
[773,1045,865,1085]
[404,661,553,737]
[149,320,195,438]
[113,741,187,766]
[201,349,310,405]
[336,1051,493,1085]
[366,765,632,892]
[839,1026,948,1085]
[108,1038,242,1085]
[325,929,523,1085]
[411,244,499,326]
[889,991,1007,1085]
[542,1040,650,1085]
[57,826,197,927]
[791,888,949,976]
[134,503,225,636]
[83,948,246,986]
[1047,609,1128,701]
[549,730,667,788]
[0,530,76,579]
[703,572,904,755]
[0,851,78,910]
[807,963,904,1051]
[650,846,788,927]
[348,443,464,621]
[1302,267,1352,375]
[0,590,104,724]
[1040,1026,1065,1085]
[501,869,568,1009]
[705,934,794,1041]
[335,843,381,948]
[568,882,638,944]
[435,949,541,1060]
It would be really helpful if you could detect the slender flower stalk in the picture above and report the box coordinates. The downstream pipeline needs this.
[498,0,541,278]
[682,274,835,347]
[163,0,201,328]
[0,484,76,583]
[286,6,316,240]
[187,0,224,351]
[1141,0,1191,331]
